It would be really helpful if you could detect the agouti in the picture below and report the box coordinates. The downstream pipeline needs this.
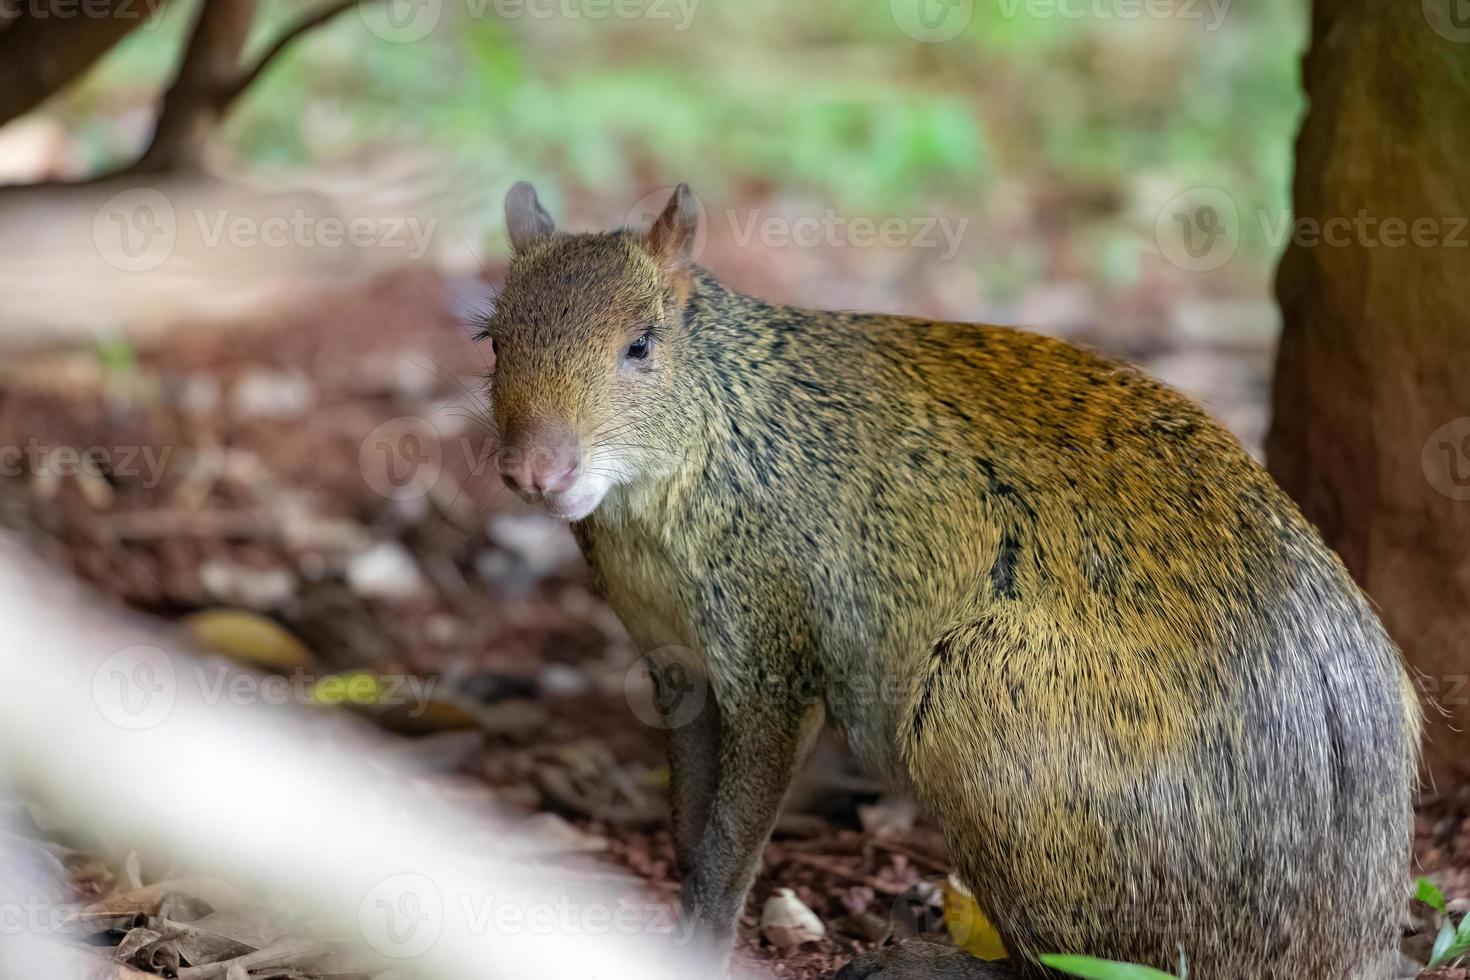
[484,183,1420,979]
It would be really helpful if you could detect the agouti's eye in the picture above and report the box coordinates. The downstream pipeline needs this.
[625,333,652,362]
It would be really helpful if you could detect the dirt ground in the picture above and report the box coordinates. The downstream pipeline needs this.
[0,267,1460,979]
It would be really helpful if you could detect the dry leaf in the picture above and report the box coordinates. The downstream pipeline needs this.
[156,890,217,923]
[943,874,1008,961]
[170,927,255,969]
[10,940,159,980]
[132,932,182,974]
[174,936,330,980]
[113,926,165,963]
[64,851,119,900]
[165,907,289,949]
[80,877,248,926]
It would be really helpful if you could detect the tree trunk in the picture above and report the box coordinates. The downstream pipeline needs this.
[1269,0,1470,788]
[0,0,164,129]
[132,0,257,174]
[127,0,365,175]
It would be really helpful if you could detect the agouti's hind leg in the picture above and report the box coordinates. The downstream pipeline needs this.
[835,942,1027,979]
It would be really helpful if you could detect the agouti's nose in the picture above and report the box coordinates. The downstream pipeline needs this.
[498,421,582,496]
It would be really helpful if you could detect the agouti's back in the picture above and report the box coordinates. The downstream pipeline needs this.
[692,288,1418,976]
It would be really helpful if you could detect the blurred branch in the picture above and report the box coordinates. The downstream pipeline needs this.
[131,0,258,174]
[0,0,168,130]
[221,0,369,108]
[0,533,696,980]
[0,0,371,180]
[130,0,370,175]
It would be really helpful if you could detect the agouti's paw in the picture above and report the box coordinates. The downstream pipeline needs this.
[834,941,1018,979]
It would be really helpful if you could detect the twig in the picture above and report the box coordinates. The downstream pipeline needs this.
[865,837,950,874]
[784,853,907,896]
[221,0,376,108]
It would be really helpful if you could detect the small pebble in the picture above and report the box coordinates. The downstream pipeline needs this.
[346,541,427,601]
[199,560,296,610]
[760,888,826,953]
[231,370,315,420]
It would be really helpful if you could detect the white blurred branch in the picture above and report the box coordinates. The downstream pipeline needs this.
[0,535,712,980]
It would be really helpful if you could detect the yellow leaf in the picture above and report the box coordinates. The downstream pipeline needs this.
[180,610,313,672]
[310,671,384,707]
[944,874,1008,961]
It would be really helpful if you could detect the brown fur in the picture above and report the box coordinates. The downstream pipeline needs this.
[483,186,1420,979]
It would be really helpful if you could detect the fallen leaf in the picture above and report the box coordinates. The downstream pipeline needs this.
[164,907,289,949]
[113,926,165,963]
[156,890,216,923]
[944,874,1008,961]
[80,877,248,926]
[174,935,330,979]
[181,609,313,671]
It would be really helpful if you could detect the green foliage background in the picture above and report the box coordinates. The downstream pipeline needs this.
[59,0,1307,294]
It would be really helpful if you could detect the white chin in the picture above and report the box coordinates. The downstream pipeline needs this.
[539,478,610,522]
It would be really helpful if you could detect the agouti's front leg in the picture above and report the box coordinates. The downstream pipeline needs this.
[661,679,721,877]
[680,688,821,964]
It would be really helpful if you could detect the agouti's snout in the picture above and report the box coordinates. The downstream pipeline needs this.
[497,418,582,497]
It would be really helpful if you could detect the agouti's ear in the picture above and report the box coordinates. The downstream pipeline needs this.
[648,183,700,267]
[505,181,555,253]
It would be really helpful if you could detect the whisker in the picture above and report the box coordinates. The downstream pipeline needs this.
[593,445,683,464]
[408,350,502,436]
[587,414,648,443]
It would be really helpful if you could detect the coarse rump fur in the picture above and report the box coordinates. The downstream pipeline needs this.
[494,231,1420,979]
